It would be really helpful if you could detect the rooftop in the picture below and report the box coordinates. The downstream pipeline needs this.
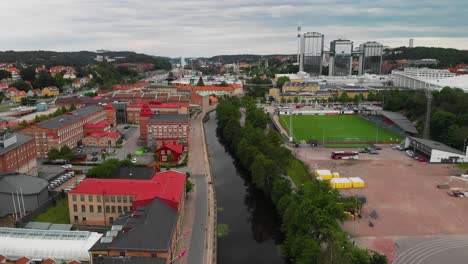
[408,137,465,156]
[93,256,166,264]
[0,172,48,195]
[157,143,184,154]
[147,114,189,124]
[0,132,33,156]
[69,170,186,210]
[0,227,102,262]
[378,110,419,134]
[37,105,104,129]
[90,198,177,253]
[87,132,121,139]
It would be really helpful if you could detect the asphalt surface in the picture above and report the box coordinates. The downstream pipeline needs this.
[188,176,208,264]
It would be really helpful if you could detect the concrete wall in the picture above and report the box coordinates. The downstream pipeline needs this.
[430,149,467,163]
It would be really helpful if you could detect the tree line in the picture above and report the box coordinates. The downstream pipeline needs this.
[381,87,468,151]
[216,96,387,264]
[384,47,468,68]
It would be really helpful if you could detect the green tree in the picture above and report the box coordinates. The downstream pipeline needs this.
[280,97,286,104]
[0,70,12,80]
[293,97,299,103]
[47,147,60,160]
[69,103,77,111]
[59,145,73,161]
[339,92,350,103]
[276,76,291,88]
[34,71,56,88]
[126,153,132,160]
[10,81,31,92]
[197,77,205,86]
[431,110,456,142]
[54,73,65,89]
[20,67,36,82]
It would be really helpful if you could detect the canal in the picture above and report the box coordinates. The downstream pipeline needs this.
[204,111,286,264]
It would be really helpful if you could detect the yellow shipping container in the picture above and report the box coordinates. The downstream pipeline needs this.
[349,177,365,188]
[330,178,352,189]
[314,169,332,180]
[332,172,340,178]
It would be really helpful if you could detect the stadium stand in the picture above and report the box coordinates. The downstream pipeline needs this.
[363,111,418,137]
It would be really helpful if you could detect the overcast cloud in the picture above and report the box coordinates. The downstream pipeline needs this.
[0,0,466,57]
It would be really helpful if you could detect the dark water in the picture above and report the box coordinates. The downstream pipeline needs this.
[204,111,286,264]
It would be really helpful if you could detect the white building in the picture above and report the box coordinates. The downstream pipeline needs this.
[0,227,102,262]
[392,67,468,91]
[405,137,468,163]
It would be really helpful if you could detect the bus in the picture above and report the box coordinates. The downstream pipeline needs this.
[331,151,359,160]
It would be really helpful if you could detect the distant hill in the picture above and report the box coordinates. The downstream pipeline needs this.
[0,50,171,70]
[384,47,468,67]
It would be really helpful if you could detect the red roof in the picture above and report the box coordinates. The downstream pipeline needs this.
[83,121,109,129]
[128,102,188,109]
[157,143,184,154]
[8,67,19,73]
[7,87,19,92]
[15,256,31,264]
[69,170,186,210]
[88,132,120,138]
[0,83,8,89]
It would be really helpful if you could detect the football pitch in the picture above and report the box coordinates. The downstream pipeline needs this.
[279,114,402,143]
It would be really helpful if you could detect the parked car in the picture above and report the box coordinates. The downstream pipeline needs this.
[418,157,428,162]
[92,152,98,156]
[358,149,368,153]
[101,148,107,153]
[78,145,84,149]
[91,157,98,162]
[62,164,73,169]
[413,155,420,160]
[368,149,379,154]
[131,157,137,163]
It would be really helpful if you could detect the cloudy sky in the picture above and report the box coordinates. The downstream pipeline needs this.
[1,0,466,57]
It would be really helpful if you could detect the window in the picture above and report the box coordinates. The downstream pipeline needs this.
[123,206,128,212]
[105,196,110,202]
[97,195,101,203]
[81,205,86,213]
[109,217,114,223]
[88,195,93,202]
[82,217,87,222]
[89,205,94,213]
[105,205,110,213]
[98,205,102,213]
[111,196,115,203]
[111,206,116,213]
[117,196,121,203]
[120,252,125,257]
[129,196,134,202]
[161,150,165,154]
[80,195,85,202]
[72,195,77,202]
[74,215,78,222]
[123,196,127,203]
[118,206,122,213]
[73,204,78,212]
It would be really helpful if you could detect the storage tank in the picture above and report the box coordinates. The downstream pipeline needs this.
[36,102,48,112]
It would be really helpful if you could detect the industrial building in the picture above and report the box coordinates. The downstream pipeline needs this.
[329,39,353,76]
[139,111,190,149]
[404,137,468,163]
[0,172,49,218]
[299,32,324,76]
[0,131,36,174]
[392,67,468,91]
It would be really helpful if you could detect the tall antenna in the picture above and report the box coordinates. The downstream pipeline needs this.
[423,83,432,139]
[297,25,302,65]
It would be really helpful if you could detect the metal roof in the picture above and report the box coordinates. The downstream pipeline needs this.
[93,256,166,264]
[0,173,48,195]
[378,110,418,134]
[0,132,34,156]
[113,167,155,180]
[148,114,189,123]
[37,105,104,129]
[408,137,465,155]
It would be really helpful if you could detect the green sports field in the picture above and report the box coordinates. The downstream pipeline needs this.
[279,114,401,143]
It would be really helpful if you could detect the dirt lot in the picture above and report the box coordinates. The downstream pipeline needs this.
[294,146,468,237]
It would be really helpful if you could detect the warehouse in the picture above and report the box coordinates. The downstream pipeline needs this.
[404,137,468,163]
[0,172,49,217]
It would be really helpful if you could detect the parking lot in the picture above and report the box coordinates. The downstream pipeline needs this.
[294,145,468,237]
[48,172,86,192]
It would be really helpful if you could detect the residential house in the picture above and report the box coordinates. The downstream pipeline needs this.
[26,89,42,97]
[41,86,60,97]
[155,143,184,163]
[7,88,27,103]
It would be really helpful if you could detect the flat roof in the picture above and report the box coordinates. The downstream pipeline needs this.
[38,105,104,129]
[408,137,465,155]
[148,114,189,124]
[93,256,166,264]
[0,132,34,156]
[378,110,418,134]
[113,167,155,180]
[0,173,48,195]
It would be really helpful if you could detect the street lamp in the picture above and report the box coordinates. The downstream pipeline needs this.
[464,138,467,156]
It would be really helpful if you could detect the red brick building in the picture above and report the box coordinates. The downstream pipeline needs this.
[82,132,120,147]
[139,109,189,148]
[155,143,184,163]
[126,102,189,124]
[0,131,36,174]
[21,105,116,158]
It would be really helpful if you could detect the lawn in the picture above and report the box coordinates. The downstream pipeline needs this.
[279,114,401,143]
[287,159,310,186]
[33,198,70,224]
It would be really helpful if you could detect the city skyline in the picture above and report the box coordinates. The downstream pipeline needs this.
[0,0,466,57]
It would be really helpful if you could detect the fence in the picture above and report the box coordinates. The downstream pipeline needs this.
[16,191,64,227]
